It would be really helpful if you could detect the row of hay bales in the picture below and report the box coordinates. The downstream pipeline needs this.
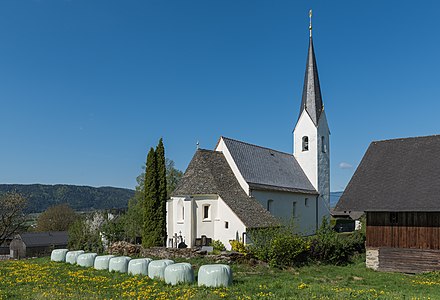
[50,249,232,287]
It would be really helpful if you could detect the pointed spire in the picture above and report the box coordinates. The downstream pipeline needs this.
[299,11,323,126]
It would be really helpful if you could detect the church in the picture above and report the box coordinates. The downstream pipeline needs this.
[166,15,330,250]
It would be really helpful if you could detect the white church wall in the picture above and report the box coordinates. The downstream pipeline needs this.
[251,190,317,235]
[193,196,218,242]
[214,196,246,250]
[294,111,319,190]
[167,197,188,247]
[317,111,331,225]
[215,138,250,195]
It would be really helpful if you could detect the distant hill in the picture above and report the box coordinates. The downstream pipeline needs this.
[0,184,135,213]
[330,191,344,208]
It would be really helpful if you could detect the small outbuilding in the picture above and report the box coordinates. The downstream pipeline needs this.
[335,135,440,273]
[10,231,68,259]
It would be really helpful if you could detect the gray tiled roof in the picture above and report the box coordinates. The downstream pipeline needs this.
[19,231,68,247]
[299,36,323,126]
[335,135,440,212]
[173,149,279,228]
[222,137,317,194]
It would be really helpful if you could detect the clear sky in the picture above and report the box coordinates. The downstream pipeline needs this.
[1,0,439,191]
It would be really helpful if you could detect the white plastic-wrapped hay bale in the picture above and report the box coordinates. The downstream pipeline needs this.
[198,264,233,287]
[128,258,152,276]
[51,249,69,262]
[148,259,174,280]
[164,262,194,285]
[109,256,131,273]
[94,255,116,270]
[76,253,98,267]
[65,250,85,264]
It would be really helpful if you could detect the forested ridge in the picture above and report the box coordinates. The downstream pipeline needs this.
[0,184,134,213]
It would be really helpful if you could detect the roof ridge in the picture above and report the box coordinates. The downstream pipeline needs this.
[373,134,440,144]
[221,136,293,156]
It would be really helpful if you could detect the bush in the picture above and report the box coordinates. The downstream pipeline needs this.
[247,225,308,268]
[229,240,248,254]
[210,240,226,252]
[308,217,365,265]
[267,234,309,268]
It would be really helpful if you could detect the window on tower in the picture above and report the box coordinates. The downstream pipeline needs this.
[321,136,327,153]
[302,136,309,151]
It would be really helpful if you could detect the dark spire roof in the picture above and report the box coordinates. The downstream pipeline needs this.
[299,36,323,126]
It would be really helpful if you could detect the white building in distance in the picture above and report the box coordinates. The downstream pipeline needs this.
[167,19,330,250]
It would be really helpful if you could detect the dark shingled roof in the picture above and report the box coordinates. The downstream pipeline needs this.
[222,137,317,194]
[19,231,68,247]
[173,149,279,228]
[335,135,440,212]
[299,36,323,126]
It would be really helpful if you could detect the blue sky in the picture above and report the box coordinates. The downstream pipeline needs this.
[1,0,439,191]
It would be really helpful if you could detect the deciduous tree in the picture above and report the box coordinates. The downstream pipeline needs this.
[0,192,27,246]
[36,203,77,232]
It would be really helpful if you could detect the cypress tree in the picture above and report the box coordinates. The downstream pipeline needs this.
[142,147,160,248]
[155,138,167,246]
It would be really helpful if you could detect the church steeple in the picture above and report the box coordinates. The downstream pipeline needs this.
[299,10,323,126]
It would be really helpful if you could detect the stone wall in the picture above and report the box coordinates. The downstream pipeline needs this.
[366,247,379,270]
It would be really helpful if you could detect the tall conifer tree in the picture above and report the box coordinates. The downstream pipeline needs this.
[142,147,160,248]
[155,138,167,246]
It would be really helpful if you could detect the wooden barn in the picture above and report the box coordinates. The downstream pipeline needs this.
[335,135,440,273]
[10,231,68,259]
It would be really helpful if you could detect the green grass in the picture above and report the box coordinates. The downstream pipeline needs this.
[0,255,439,299]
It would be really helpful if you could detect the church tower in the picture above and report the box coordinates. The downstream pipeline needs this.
[293,10,330,223]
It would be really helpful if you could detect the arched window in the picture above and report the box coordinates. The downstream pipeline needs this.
[321,136,327,153]
[292,201,297,217]
[302,136,309,151]
[267,199,274,213]
[177,200,184,222]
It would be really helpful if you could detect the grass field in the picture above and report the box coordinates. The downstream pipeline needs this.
[0,255,439,299]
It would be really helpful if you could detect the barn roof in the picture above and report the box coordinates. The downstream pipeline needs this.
[173,149,279,228]
[335,135,440,212]
[18,231,68,247]
[221,137,317,194]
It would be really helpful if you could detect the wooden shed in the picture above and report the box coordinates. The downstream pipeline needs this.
[335,135,440,273]
[10,231,68,259]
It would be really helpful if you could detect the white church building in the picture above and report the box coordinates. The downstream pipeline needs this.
[167,21,330,250]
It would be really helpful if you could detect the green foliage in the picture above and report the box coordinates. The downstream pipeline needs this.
[308,217,365,265]
[268,234,309,268]
[0,184,134,213]
[35,203,77,232]
[120,196,143,243]
[142,147,161,248]
[248,224,308,268]
[100,216,125,245]
[0,192,27,246]
[229,240,248,254]
[166,158,183,198]
[68,217,103,253]
[210,239,226,252]
[155,138,167,246]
